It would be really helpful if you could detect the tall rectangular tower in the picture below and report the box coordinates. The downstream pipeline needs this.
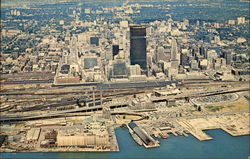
[130,26,147,70]
[171,39,178,61]
[223,52,231,65]
[170,38,180,69]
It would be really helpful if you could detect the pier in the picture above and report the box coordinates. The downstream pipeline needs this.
[127,122,160,148]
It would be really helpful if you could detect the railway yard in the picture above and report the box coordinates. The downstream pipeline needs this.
[0,76,249,152]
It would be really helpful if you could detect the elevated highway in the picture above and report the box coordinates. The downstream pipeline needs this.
[0,102,128,123]
[151,87,250,102]
[1,82,249,123]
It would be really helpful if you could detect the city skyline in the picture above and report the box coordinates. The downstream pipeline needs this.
[0,0,249,159]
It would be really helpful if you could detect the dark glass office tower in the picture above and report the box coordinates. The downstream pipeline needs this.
[130,26,147,70]
[90,37,99,46]
[112,45,119,58]
[223,52,231,65]
[181,53,189,66]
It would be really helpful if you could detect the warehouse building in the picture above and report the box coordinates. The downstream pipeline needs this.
[57,133,109,147]
[26,128,41,143]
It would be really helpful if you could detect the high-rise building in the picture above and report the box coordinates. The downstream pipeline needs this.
[130,26,147,70]
[156,46,169,63]
[90,37,99,46]
[223,52,232,65]
[199,46,205,56]
[119,35,124,49]
[180,49,189,66]
[171,39,178,61]
[112,45,119,58]
[69,34,78,64]
[170,39,180,68]
[65,30,71,45]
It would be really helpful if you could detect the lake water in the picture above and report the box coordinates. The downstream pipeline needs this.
[1,128,249,159]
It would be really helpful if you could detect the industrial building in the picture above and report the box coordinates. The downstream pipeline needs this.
[56,121,110,147]
[129,99,155,110]
[26,128,41,143]
[57,134,108,147]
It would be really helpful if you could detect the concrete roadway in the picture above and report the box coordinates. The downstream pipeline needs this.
[0,79,54,85]
[151,86,250,102]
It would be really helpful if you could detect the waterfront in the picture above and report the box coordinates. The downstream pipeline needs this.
[1,128,249,159]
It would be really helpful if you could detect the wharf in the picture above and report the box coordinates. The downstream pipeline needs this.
[111,126,120,152]
[127,123,160,148]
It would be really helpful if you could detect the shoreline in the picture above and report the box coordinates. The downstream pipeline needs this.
[2,126,249,153]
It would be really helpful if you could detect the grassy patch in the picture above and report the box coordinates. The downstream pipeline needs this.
[15,122,25,128]
[205,105,224,112]
[204,97,249,114]
[244,95,250,101]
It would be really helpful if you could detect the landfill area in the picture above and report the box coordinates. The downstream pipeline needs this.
[177,112,250,140]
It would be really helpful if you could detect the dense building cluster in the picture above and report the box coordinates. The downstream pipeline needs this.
[1,1,249,84]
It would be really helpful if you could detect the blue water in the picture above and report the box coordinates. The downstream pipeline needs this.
[1,128,249,159]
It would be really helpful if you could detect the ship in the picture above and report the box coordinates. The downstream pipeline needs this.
[127,125,143,146]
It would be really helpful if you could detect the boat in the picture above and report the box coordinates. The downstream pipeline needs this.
[128,127,143,146]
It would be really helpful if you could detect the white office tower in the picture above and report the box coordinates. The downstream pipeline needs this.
[119,34,124,50]
[170,39,180,69]
[69,34,79,65]
[171,39,178,61]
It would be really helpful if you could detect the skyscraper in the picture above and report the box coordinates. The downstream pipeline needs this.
[90,37,99,46]
[170,38,180,68]
[130,26,147,70]
[69,34,78,63]
[223,52,231,65]
[112,45,119,58]
[170,39,178,61]
[180,49,189,66]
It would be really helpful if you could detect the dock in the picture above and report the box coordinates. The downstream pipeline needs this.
[127,122,160,148]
